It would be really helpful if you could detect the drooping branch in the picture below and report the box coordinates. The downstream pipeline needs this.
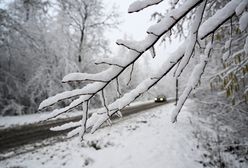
[40,0,203,122]
[85,41,187,134]
[175,0,206,77]
[171,37,213,123]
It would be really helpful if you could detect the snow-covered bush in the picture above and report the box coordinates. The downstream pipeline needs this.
[39,0,248,140]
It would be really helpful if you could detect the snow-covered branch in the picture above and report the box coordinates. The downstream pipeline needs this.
[39,0,201,115]
[199,0,243,39]
[171,40,213,123]
[128,0,163,13]
[38,0,248,139]
[175,0,206,77]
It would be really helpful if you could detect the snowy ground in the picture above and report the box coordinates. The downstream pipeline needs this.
[0,102,205,168]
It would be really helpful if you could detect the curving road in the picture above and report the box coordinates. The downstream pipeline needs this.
[0,100,174,153]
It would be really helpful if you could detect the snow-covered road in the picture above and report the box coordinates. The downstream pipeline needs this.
[0,102,205,168]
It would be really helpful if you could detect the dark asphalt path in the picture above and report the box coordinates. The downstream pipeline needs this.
[0,100,172,153]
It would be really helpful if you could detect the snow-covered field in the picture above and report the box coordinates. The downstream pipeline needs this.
[0,102,205,168]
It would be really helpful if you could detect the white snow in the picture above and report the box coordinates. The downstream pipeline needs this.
[225,39,232,49]
[147,0,202,36]
[222,51,230,61]
[149,46,156,58]
[245,36,248,54]
[40,95,92,121]
[175,1,206,77]
[116,34,157,52]
[199,0,242,39]
[128,0,163,13]
[95,57,131,67]
[171,42,212,123]
[235,0,248,16]
[51,121,81,131]
[239,12,248,31]
[0,102,205,168]
[84,41,187,134]
[62,66,122,83]
[39,82,105,110]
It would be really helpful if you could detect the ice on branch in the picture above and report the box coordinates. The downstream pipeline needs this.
[235,0,248,16]
[239,12,248,32]
[128,0,163,13]
[147,0,203,36]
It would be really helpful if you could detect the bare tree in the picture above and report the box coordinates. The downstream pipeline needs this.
[39,0,248,140]
[57,0,119,72]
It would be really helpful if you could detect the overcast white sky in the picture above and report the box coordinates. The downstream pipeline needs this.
[103,0,180,71]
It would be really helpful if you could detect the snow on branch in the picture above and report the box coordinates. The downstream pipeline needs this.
[175,0,206,77]
[41,95,91,120]
[116,36,156,53]
[171,40,213,123]
[40,1,197,114]
[38,82,105,110]
[62,67,121,83]
[128,0,163,13]
[235,0,248,16]
[94,57,127,68]
[199,0,243,39]
[147,0,204,36]
[85,42,187,134]
[245,36,248,54]
[239,12,248,32]
[39,0,234,139]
